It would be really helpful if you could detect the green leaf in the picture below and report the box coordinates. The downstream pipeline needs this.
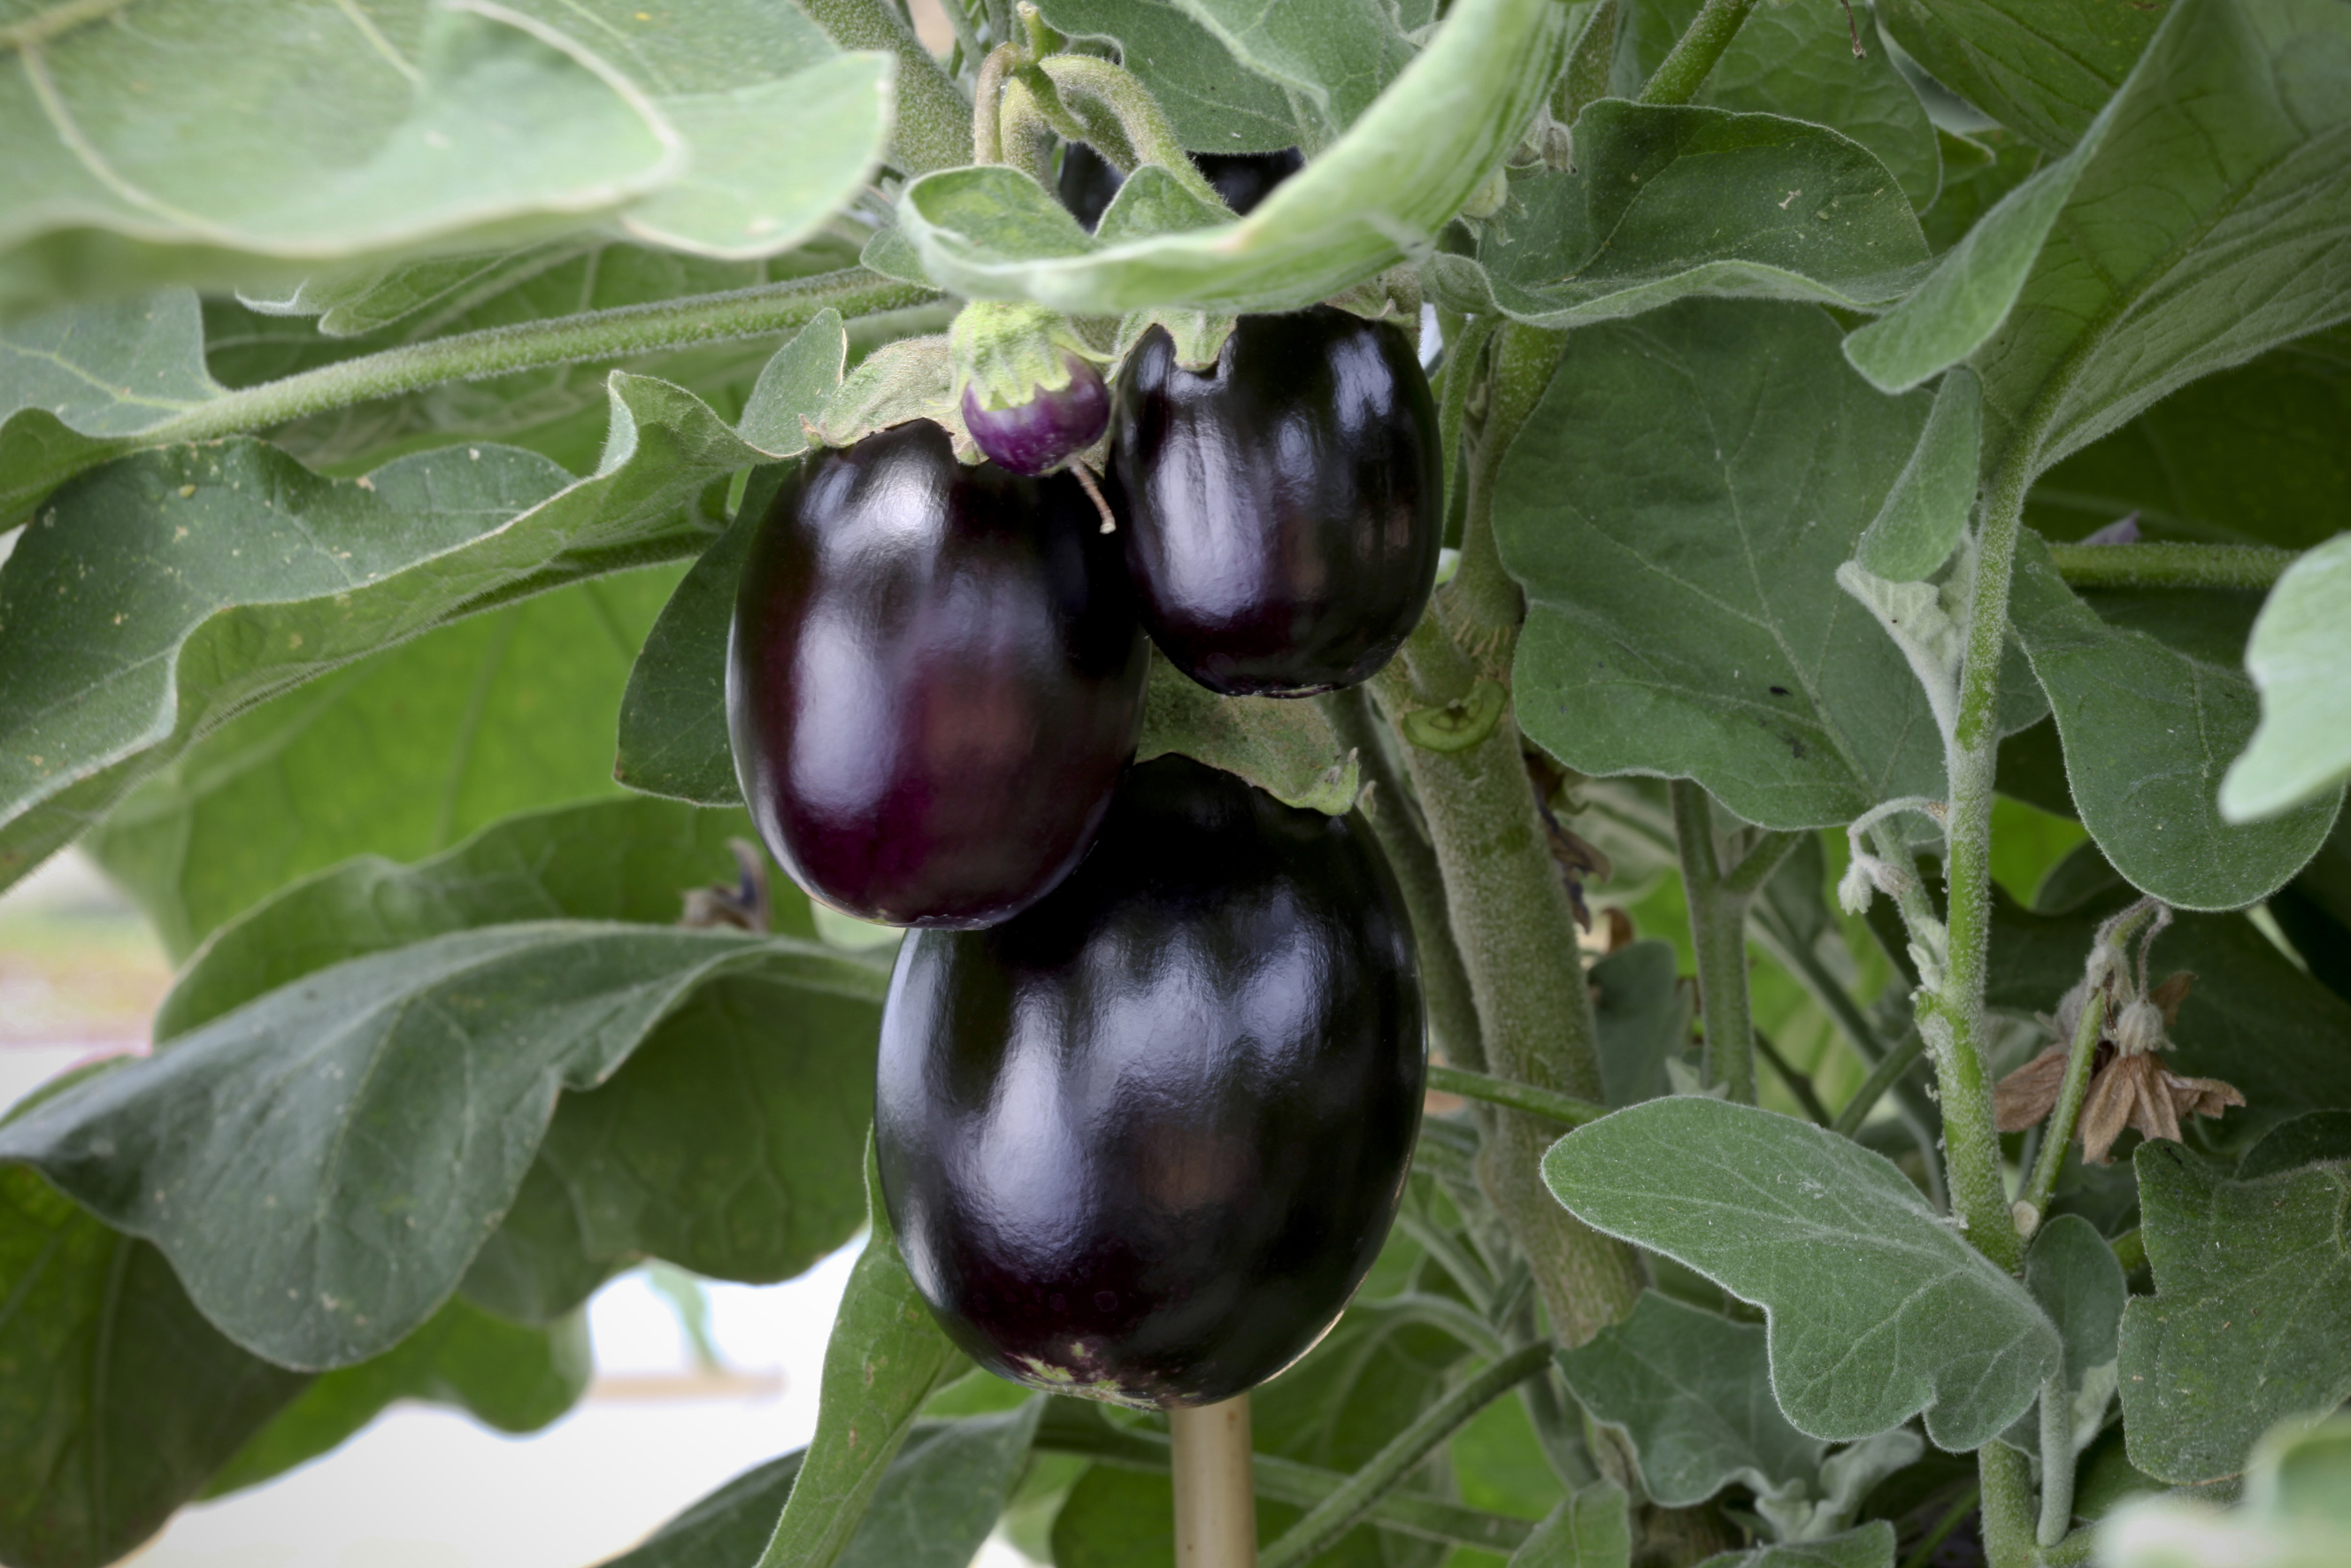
[1501,302,1945,832]
[2221,533,2351,824]
[605,1451,806,1567]
[1593,940,1691,1109]
[1694,1523,1898,1568]
[2101,1412,2351,1568]
[0,1162,308,1568]
[750,1141,969,1568]
[1161,0,1415,137]
[1030,0,1301,153]
[0,4,679,318]
[1556,1291,1825,1512]
[85,568,682,960]
[1615,0,1941,211]
[2239,1111,2351,1180]
[0,922,887,1368]
[201,1295,589,1499]
[1542,1097,2060,1450]
[1875,0,2161,154]
[2117,1145,2351,1484]
[1509,1484,1631,1567]
[1138,652,1361,813]
[2001,1215,2124,1456]
[154,796,808,1040]
[2025,327,2351,552]
[1858,0,2351,478]
[1854,367,1982,582]
[1429,103,1929,329]
[895,0,1573,312]
[0,288,216,525]
[2007,532,2342,909]
[498,0,892,260]
[2,318,843,904]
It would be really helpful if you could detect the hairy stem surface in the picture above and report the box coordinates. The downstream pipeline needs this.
[1637,0,1757,105]
[795,0,975,174]
[2048,541,2296,590]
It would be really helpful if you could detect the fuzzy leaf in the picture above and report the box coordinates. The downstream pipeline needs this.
[0,923,887,1368]
[1030,0,1300,152]
[1429,103,1928,329]
[1542,1097,2059,1451]
[0,289,215,524]
[2000,1215,2124,1456]
[2007,533,2342,910]
[1694,1525,1897,1568]
[895,0,1572,312]
[1854,367,1982,582]
[1136,653,1361,814]
[2221,533,2351,824]
[1163,0,1415,136]
[1499,301,1943,831]
[2117,1145,2351,1484]
[1509,1484,1631,1568]
[1875,0,2162,154]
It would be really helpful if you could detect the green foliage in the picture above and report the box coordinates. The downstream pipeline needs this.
[2117,1145,2351,1485]
[1544,1098,2058,1450]
[2222,533,2351,823]
[1030,0,1300,152]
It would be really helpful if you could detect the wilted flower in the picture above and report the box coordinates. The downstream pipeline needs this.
[1992,904,2242,1164]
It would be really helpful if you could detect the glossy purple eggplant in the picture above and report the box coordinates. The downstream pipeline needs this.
[1110,307,1441,696]
[876,755,1425,1407]
[1056,142,1304,232]
[961,352,1110,476]
[726,420,1147,927]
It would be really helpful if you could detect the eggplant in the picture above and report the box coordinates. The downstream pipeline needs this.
[1056,142,1304,232]
[876,755,1425,1407]
[961,352,1110,476]
[1110,306,1441,696]
[726,420,1147,927]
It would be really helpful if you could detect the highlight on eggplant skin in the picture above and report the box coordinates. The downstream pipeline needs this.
[725,419,1147,929]
[875,754,1425,1408]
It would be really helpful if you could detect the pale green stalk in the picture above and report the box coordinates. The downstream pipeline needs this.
[795,0,975,174]
[1978,1443,2037,1568]
[2038,1372,2078,1548]
[2017,989,2107,1233]
[2049,541,2296,590]
[1637,0,1757,106]
[1673,785,1798,1104]
[1427,1065,1607,1127]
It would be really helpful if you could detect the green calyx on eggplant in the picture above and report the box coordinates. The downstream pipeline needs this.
[951,301,1110,478]
[1110,306,1441,697]
[1056,142,1304,233]
[876,754,1425,1408]
[726,419,1146,928]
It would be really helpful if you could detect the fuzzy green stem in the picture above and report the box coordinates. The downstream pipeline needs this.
[1258,1342,1556,1568]
[2049,541,2296,590]
[1428,1065,1608,1128]
[1637,0,1757,106]
[795,0,975,174]
[1675,781,1761,1103]
[1323,687,1486,1072]
[2017,989,2107,1234]
[1032,54,1227,210]
[970,42,1018,164]
[1977,1443,2037,1568]
[2040,1528,2100,1567]
[2037,1372,2078,1547]
[133,270,937,454]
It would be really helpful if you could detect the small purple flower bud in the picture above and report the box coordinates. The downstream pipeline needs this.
[961,354,1110,476]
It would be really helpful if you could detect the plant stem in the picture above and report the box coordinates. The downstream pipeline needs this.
[1258,1342,1556,1568]
[1896,1485,1980,1568]
[1637,0,1757,106]
[1832,1026,1929,1137]
[1380,322,1643,1347]
[1674,780,1761,1103]
[1754,1031,1832,1125]
[135,271,937,452]
[1324,688,1485,1072]
[1924,453,2037,1274]
[2017,989,2107,1234]
[2037,1372,2078,1548]
[1977,1442,2036,1568]
[1428,1065,1608,1128]
[2048,541,2296,591]
[1171,1398,1258,1568]
[795,0,976,174]
[2040,1527,2100,1567]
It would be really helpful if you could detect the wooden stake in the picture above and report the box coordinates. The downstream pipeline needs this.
[1170,1395,1257,1567]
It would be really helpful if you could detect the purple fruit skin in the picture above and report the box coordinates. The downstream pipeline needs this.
[962,355,1110,476]
[1110,308,1441,697]
[726,420,1147,927]
[876,756,1425,1408]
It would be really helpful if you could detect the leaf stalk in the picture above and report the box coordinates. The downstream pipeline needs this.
[1427,1065,1607,1128]
[2016,989,2106,1234]
[1637,0,1758,107]
[2048,540,2296,591]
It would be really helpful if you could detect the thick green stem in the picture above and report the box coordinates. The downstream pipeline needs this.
[1429,1065,1607,1128]
[1033,55,1227,209]
[2017,989,2107,1234]
[1977,1443,2037,1568]
[795,0,974,174]
[1637,0,1757,106]
[2037,1372,2078,1547]
[2048,541,2296,590]
[134,271,937,453]
[1930,451,2038,1273]
[1324,688,1486,1072]
[1674,785,1788,1104]
[1258,1342,1555,1568]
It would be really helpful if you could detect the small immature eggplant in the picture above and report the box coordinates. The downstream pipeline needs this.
[960,354,1109,476]
[1110,306,1441,696]
[726,421,1146,927]
[877,755,1425,1407]
[1056,142,1304,232]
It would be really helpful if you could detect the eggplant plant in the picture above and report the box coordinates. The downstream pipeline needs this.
[2,1,2349,1567]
